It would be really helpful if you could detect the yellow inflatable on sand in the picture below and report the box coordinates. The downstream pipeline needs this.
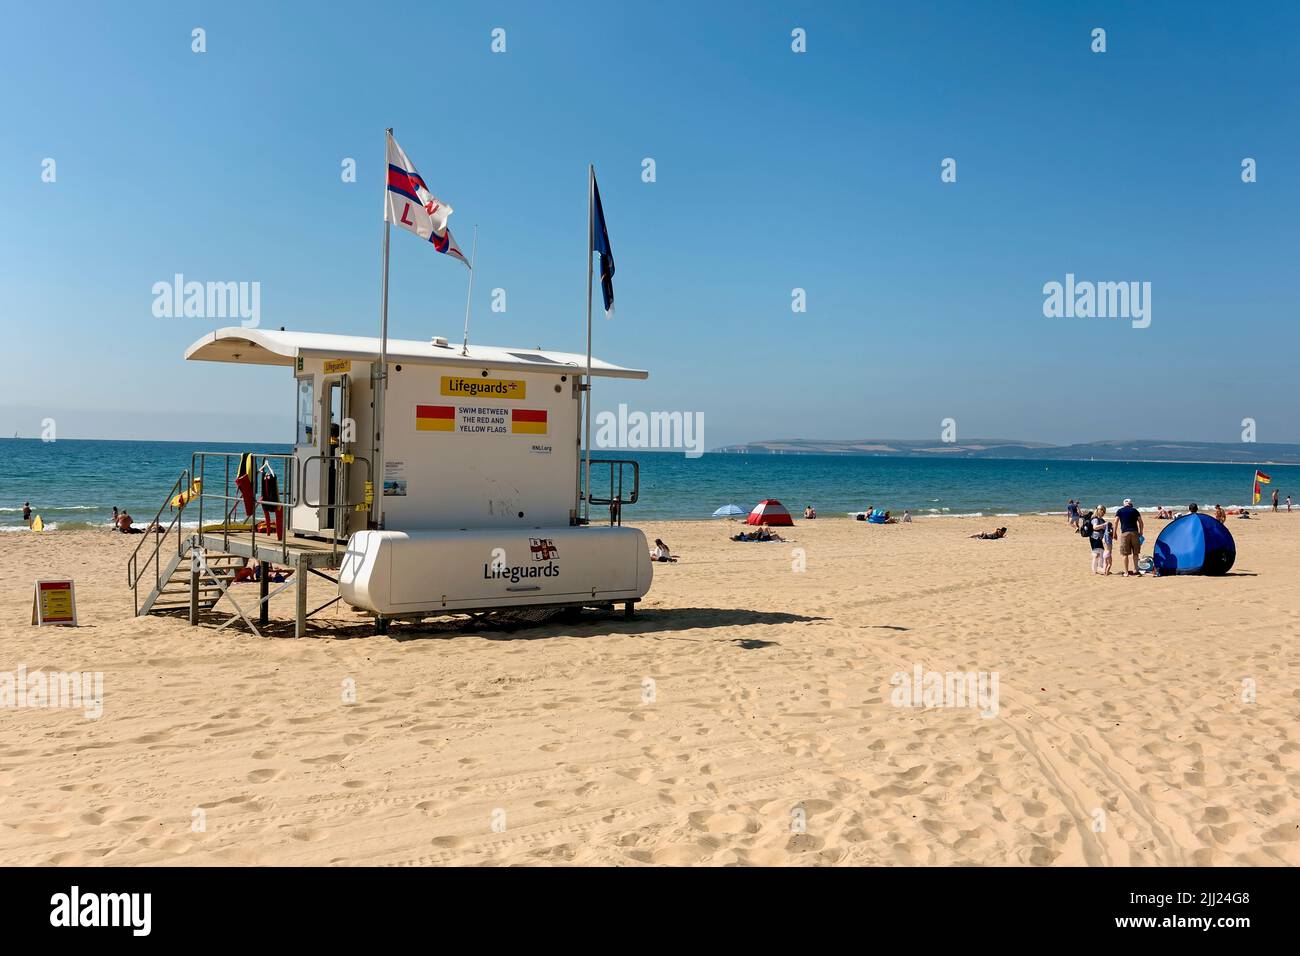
[31,515,44,532]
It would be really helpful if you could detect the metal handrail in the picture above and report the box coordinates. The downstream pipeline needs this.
[126,469,190,613]
[585,459,640,526]
[191,451,300,566]
[300,453,372,561]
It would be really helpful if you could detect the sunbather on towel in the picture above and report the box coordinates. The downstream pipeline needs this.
[970,527,1007,540]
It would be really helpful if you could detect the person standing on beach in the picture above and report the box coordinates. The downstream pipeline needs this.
[1088,506,1107,574]
[1115,498,1144,577]
[1066,499,1078,527]
[1272,488,1279,511]
[1287,495,1293,513]
[22,502,32,526]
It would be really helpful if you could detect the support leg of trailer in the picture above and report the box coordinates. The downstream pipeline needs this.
[376,617,389,636]
[295,564,308,639]
[258,562,270,626]
[624,601,634,618]
[188,564,199,626]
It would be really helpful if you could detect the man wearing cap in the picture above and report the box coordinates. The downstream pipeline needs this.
[1115,498,1144,577]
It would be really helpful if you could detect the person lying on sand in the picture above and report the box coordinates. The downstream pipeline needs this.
[733,524,785,542]
[970,527,1007,539]
[650,538,677,562]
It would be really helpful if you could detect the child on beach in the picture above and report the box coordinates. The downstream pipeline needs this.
[1102,517,1114,574]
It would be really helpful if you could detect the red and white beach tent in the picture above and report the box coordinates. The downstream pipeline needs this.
[746,499,794,526]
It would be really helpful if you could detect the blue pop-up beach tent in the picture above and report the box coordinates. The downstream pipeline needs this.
[1152,513,1236,575]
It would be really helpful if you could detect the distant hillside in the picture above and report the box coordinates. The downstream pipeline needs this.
[712,438,1300,465]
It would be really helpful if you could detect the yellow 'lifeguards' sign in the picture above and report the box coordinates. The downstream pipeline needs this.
[32,580,77,627]
[440,376,525,400]
[324,359,352,374]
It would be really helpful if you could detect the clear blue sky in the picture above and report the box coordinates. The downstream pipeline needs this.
[2,1,1296,447]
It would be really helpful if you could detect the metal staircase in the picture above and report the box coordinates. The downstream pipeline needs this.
[127,452,362,637]
[137,547,244,616]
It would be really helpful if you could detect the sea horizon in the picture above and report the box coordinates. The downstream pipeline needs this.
[3,436,1293,531]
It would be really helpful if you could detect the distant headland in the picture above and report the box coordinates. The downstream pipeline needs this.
[711,438,1300,465]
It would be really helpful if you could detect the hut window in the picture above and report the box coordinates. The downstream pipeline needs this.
[296,377,315,445]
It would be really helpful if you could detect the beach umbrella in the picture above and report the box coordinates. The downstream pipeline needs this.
[712,504,745,517]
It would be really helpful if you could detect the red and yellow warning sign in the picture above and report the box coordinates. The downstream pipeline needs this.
[32,580,77,627]
[511,409,548,435]
[416,404,548,436]
[415,404,455,431]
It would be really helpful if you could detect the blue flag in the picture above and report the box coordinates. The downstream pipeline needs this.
[591,173,615,316]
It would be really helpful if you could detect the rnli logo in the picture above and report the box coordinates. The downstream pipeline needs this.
[529,538,558,561]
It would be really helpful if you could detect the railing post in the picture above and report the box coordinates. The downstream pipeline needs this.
[188,551,199,626]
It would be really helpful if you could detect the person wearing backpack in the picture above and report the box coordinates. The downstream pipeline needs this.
[1084,505,1108,574]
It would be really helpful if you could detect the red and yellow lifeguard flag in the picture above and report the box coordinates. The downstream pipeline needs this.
[415,405,455,431]
[511,409,547,435]
[1253,469,1272,504]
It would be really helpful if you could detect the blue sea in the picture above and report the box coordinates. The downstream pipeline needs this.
[2,438,1293,532]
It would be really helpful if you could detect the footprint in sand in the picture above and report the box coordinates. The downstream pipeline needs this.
[247,768,281,784]
[688,810,756,835]
[300,753,346,765]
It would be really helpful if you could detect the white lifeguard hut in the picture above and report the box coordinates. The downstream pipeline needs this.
[127,132,645,636]
[127,327,652,636]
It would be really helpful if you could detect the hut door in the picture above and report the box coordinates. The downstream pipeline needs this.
[290,374,321,535]
[320,375,350,532]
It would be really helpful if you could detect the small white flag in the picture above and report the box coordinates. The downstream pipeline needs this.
[384,133,469,267]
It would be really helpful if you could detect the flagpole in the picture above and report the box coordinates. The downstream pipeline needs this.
[583,164,594,525]
[374,128,393,530]
[461,225,478,356]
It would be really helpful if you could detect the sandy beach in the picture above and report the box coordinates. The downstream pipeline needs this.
[1,513,1296,866]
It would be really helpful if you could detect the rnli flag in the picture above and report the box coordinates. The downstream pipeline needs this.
[385,133,469,268]
[591,172,615,316]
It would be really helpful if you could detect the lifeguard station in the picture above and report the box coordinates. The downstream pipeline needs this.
[128,131,646,636]
[126,327,651,636]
